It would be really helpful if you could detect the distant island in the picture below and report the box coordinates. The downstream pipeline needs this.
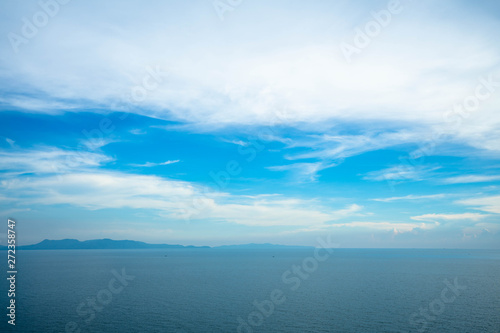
[0,238,314,250]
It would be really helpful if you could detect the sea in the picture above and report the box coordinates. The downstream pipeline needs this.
[1,248,499,332]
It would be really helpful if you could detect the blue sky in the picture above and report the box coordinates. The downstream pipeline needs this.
[0,0,499,247]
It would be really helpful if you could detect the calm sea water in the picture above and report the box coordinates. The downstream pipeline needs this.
[1,248,499,332]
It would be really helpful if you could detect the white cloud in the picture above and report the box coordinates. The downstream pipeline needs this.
[363,166,440,182]
[334,204,363,217]
[463,223,500,235]
[287,131,424,162]
[130,160,180,167]
[335,221,439,233]
[193,199,361,227]
[5,138,16,148]
[284,220,439,235]
[457,195,500,214]
[0,147,112,175]
[224,139,249,147]
[81,138,117,150]
[0,0,499,160]
[266,131,423,181]
[0,208,31,216]
[129,129,147,135]
[372,194,446,202]
[0,147,362,227]
[442,175,500,184]
[267,162,332,182]
[411,213,488,222]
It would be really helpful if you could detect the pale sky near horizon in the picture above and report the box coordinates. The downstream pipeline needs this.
[1,0,499,248]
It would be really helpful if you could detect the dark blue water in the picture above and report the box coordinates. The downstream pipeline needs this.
[1,248,499,332]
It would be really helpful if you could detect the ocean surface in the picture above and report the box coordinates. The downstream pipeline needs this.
[1,248,499,332]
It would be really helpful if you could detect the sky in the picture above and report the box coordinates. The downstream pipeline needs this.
[0,0,499,248]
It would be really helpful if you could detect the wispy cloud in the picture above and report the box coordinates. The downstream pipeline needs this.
[334,204,363,217]
[457,195,500,214]
[442,175,500,184]
[287,131,423,162]
[130,160,180,167]
[266,131,426,181]
[284,220,439,235]
[363,166,440,182]
[0,208,31,216]
[5,138,16,148]
[372,194,446,202]
[130,129,147,135]
[411,213,488,222]
[81,138,117,150]
[0,147,112,175]
[223,139,248,147]
[267,162,333,182]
